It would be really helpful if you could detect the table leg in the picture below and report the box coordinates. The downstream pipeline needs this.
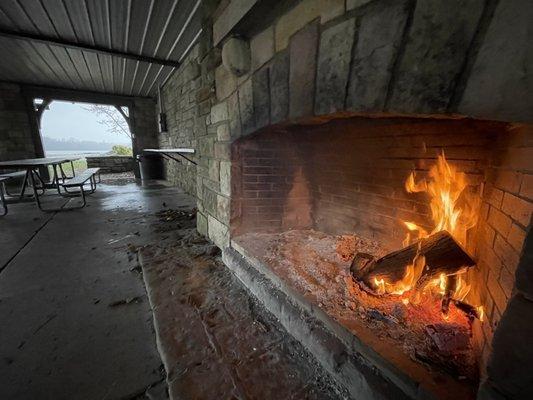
[0,182,7,216]
[29,169,44,211]
[52,164,61,194]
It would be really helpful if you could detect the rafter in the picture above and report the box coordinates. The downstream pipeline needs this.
[0,29,181,68]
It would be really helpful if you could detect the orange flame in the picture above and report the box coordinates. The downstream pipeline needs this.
[372,152,483,319]
[403,152,478,246]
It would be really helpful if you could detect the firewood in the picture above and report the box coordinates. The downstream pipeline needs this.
[351,231,475,293]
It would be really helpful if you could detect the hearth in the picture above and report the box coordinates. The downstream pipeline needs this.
[226,114,532,398]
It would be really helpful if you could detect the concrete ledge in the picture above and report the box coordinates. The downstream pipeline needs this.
[223,241,475,400]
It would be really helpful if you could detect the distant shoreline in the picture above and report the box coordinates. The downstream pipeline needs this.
[45,150,111,157]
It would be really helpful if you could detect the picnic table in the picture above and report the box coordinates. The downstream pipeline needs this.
[0,156,87,212]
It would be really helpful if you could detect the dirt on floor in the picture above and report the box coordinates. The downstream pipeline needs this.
[100,171,136,185]
[135,209,347,400]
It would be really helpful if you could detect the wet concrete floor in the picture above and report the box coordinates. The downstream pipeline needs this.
[0,182,190,400]
[0,181,345,400]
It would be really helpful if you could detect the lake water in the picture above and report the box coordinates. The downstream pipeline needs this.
[45,150,110,158]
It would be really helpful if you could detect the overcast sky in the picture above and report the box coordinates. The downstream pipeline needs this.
[40,101,130,144]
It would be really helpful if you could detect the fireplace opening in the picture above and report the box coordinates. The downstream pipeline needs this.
[229,114,532,395]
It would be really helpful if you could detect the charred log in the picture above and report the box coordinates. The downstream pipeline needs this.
[351,231,475,293]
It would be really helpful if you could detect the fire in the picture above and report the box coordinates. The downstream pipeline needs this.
[403,152,477,246]
[373,251,426,296]
[370,152,483,319]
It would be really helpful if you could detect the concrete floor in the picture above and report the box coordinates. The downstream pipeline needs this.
[0,181,194,400]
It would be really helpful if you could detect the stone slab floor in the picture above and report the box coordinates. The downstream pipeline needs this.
[0,181,345,400]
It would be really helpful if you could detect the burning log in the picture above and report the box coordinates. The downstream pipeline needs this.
[351,231,475,294]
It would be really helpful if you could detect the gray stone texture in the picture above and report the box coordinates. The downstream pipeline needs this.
[347,0,373,10]
[480,293,533,399]
[458,0,533,122]
[315,18,356,115]
[227,92,242,139]
[251,26,275,71]
[238,79,254,135]
[347,0,409,111]
[515,224,533,300]
[0,83,36,162]
[387,0,485,113]
[269,50,289,123]
[252,66,270,129]
[289,21,319,119]
[86,156,134,173]
[158,41,212,197]
[222,37,251,77]
[215,65,237,100]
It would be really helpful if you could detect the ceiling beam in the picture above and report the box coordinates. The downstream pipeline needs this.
[20,84,149,106]
[0,29,181,68]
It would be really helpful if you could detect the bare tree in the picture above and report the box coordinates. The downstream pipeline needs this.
[82,104,131,139]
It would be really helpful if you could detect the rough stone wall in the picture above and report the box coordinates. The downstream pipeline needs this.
[155,0,533,255]
[158,31,222,239]
[158,0,533,386]
[86,155,134,173]
[204,0,532,246]
[0,82,36,162]
[131,98,158,154]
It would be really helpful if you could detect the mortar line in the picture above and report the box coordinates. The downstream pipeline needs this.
[0,210,57,274]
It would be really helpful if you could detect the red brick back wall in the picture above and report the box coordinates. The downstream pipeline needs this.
[298,118,500,247]
[231,130,314,235]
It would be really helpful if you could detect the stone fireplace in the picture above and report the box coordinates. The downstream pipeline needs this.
[225,113,532,398]
[158,0,532,398]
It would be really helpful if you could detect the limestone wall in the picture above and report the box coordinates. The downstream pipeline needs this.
[0,82,36,162]
[86,155,134,173]
[156,0,533,390]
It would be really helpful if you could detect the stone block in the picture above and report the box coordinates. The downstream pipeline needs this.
[269,50,289,123]
[208,215,230,248]
[203,187,218,216]
[252,66,270,129]
[217,194,231,223]
[251,26,274,71]
[208,159,220,181]
[216,123,230,141]
[198,136,215,158]
[227,92,242,139]
[214,141,231,160]
[215,65,237,100]
[480,293,533,398]
[275,0,345,51]
[289,21,319,119]
[183,61,200,81]
[515,226,533,299]
[458,0,533,122]
[210,101,228,124]
[220,160,231,196]
[213,0,258,45]
[347,0,409,111]
[222,37,251,77]
[347,0,373,10]
[238,79,254,135]
[197,211,208,236]
[315,18,355,115]
[387,0,484,113]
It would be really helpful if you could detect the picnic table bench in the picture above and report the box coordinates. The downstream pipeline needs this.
[0,170,36,198]
[0,176,8,215]
[0,157,101,212]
